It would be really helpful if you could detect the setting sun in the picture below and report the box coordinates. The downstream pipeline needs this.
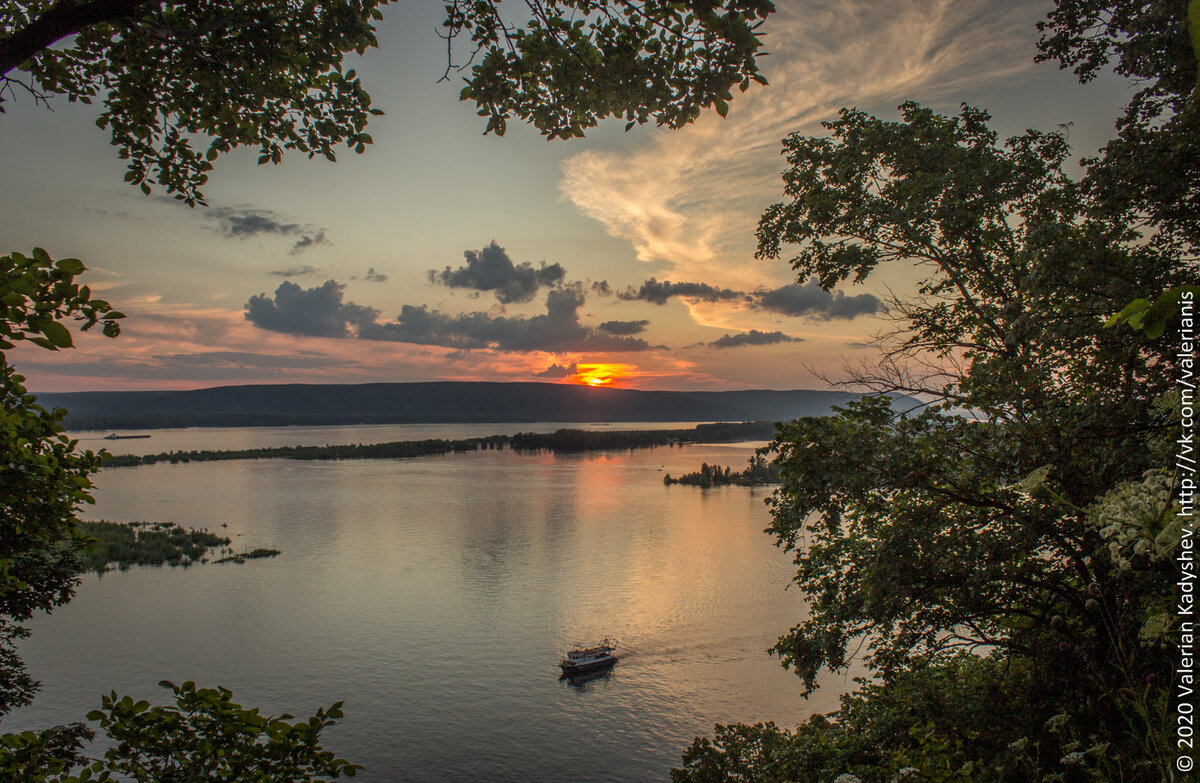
[571,363,635,388]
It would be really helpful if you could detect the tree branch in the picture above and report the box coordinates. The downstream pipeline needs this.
[1,0,158,76]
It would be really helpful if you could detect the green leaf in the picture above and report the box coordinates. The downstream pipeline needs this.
[1106,286,1200,338]
[54,258,85,276]
[40,321,74,348]
[1016,465,1052,492]
[1104,298,1151,329]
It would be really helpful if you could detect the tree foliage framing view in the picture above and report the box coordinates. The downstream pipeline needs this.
[0,0,772,204]
[0,0,1195,780]
[673,1,1198,781]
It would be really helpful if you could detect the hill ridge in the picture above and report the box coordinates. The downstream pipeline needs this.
[34,381,907,430]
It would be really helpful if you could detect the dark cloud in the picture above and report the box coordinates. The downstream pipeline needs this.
[270,264,320,277]
[244,281,651,353]
[245,280,379,338]
[752,278,882,320]
[616,276,880,321]
[362,267,388,283]
[289,230,330,256]
[708,330,804,349]
[207,207,329,255]
[210,208,300,237]
[619,278,749,305]
[598,319,649,335]
[361,305,487,349]
[591,280,613,297]
[533,362,578,378]
[363,286,651,353]
[430,241,566,304]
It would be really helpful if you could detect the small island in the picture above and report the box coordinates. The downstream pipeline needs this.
[663,455,780,488]
[76,521,279,573]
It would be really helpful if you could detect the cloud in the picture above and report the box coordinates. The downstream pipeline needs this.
[245,281,651,353]
[270,264,320,277]
[244,280,379,338]
[617,275,880,321]
[289,230,330,256]
[590,280,613,297]
[206,207,329,255]
[210,207,300,238]
[362,267,389,283]
[753,278,883,319]
[708,330,803,349]
[19,355,358,382]
[363,286,652,353]
[598,319,650,335]
[619,278,749,305]
[558,0,1046,289]
[533,361,578,378]
[430,241,566,304]
[149,351,348,370]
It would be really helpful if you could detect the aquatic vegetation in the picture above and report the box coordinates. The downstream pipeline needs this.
[75,521,277,573]
[211,548,281,565]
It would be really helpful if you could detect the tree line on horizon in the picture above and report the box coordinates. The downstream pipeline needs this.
[98,422,778,467]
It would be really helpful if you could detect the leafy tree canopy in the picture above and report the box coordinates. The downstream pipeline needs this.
[0,0,773,205]
[672,3,1194,777]
[1036,0,1199,245]
[0,681,358,782]
[674,103,1184,780]
[755,99,1180,683]
[0,249,121,716]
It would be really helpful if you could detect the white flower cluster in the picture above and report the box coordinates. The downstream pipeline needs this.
[1090,470,1179,570]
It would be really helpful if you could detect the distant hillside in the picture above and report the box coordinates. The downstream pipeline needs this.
[33,382,914,430]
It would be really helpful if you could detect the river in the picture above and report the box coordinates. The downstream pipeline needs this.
[9,423,855,781]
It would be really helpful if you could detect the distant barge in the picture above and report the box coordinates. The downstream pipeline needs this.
[103,433,151,440]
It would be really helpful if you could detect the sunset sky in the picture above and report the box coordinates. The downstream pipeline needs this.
[4,0,1130,392]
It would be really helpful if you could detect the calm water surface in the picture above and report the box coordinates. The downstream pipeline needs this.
[12,424,854,781]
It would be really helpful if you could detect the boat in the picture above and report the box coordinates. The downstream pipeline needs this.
[559,665,614,690]
[103,433,151,440]
[559,638,618,675]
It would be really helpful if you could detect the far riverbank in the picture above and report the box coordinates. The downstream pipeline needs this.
[100,422,778,467]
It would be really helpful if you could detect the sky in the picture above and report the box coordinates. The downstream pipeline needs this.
[3,0,1133,392]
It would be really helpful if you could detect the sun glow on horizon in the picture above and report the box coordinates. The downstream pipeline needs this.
[571,363,636,388]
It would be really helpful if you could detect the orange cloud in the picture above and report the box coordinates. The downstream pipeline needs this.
[559,0,1041,288]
